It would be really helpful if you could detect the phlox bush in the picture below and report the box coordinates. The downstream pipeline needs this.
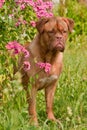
[0,0,53,103]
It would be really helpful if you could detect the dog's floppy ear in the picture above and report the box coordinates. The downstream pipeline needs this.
[36,18,49,33]
[62,18,74,33]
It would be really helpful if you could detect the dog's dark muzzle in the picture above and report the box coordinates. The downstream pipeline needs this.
[54,40,65,52]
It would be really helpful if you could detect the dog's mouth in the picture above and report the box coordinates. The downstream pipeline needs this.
[55,42,65,52]
[48,40,65,52]
[49,40,65,52]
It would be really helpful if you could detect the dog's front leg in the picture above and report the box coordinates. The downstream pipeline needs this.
[45,82,57,121]
[27,87,38,125]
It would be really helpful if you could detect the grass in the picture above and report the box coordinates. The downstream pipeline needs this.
[0,34,87,130]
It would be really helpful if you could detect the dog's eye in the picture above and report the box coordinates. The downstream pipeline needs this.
[63,30,67,34]
[48,30,54,35]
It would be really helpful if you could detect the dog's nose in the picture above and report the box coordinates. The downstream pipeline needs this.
[56,35,62,40]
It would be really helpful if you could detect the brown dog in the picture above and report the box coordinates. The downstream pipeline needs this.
[18,16,74,125]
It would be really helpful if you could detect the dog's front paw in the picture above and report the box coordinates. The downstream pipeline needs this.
[29,116,38,126]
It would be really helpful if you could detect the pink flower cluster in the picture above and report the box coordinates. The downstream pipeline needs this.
[30,21,36,27]
[6,41,30,71]
[37,62,51,73]
[6,41,29,58]
[0,0,5,8]
[15,0,53,18]
[34,0,53,18]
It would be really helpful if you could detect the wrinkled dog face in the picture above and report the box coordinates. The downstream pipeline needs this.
[36,17,74,52]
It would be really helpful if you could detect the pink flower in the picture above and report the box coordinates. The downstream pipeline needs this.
[15,21,21,27]
[45,63,51,73]
[23,61,30,71]
[27,0,34,6]
[6,41,22,54]
[21,3,26,10]
[30,21,36,27]
[21,47,29,58]
[37,62,45,69]
[9,14,14,19]
[37,62,51,73]
[22,20,27,25]
[0,0,5,8]
[6,41,29,57]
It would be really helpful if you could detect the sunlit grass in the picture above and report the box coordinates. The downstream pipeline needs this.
[0,0,87,129]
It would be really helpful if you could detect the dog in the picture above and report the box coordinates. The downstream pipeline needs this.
[18,16,74,125]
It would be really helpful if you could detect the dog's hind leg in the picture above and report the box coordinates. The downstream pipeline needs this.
[22,74,38,125]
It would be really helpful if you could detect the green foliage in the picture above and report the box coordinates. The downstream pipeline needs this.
[0,0,87,130]
[55,0,87,37]
[66,0,87,36]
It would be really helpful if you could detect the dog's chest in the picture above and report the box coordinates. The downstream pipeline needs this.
[26,61,61,89]
[38,74,58,89]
